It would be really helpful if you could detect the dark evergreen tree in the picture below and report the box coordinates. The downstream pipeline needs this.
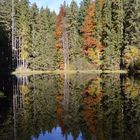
[30,3,39,49]
[95,0,104,41]
[102,0,123,70]
[29,7,57,70]
[111,0,124,70]
[123,0,140,70]
[123,0,140,48]
[66,0,82,69]
[102,0,113,70]
[0,0,12,72]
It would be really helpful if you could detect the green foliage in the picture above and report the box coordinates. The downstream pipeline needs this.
[95,0,103,41]
[0,0,139,72]
[124,45,140,69]
[102,0,113,69]
[29,7,57,70]
[123,0,140,47]
[102,0,124,70]
[15,0,31,69]
[123,0,140,70]
[0,0,12,72]
[66,0,82,68]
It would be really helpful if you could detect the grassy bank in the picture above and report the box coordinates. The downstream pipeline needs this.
[12,68,127,76]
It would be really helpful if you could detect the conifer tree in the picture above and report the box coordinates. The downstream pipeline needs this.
[123,0,140,70]
[102,0,113,70]
[30,3,38,49]
[0,0,12,71]
[123,0,140,48]
[29,7,56,70]
[95,0,104,41]
[16,0,31,68]
[111,0,124,70]
[66,0,82,69]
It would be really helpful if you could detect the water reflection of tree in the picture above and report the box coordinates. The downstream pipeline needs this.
[97,74,123,140]
[21,75,58,139]
[81,76,103,140]
[122,76,140,140]
[0,75,13,140]
[9,74,140,140]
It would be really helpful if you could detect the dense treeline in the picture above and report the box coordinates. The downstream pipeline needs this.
[0,0,140,72]
[0,0,12,72]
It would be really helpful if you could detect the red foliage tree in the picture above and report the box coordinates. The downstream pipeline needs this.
[54,6,65,69]
[55,6,65,49]
[81,2,104,69]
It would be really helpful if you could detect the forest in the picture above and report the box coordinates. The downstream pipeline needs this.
[0,0,140,73]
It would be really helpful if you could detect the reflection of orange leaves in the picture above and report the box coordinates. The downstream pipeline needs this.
[82,78,104,138]
[56,94,63,102]
[83,78,104,98]
[83,107,96,135]
[56,94,67,135]
[83,93,103,106]
[99,0,104,8]
[59,62,64,70]
[84,96,96,105]
[55,41,61,49]
[82,95,97,137]
[60,74,65,81]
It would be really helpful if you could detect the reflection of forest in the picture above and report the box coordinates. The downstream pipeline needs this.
[0,75,13,140]
[0,74,140,140]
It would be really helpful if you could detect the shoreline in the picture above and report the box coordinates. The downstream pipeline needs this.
[12,69,128,76]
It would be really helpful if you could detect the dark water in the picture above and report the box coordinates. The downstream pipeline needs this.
[0,74,140,140]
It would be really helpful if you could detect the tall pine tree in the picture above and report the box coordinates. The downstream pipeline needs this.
[123,0,140,70]
[0,0,12,72]
[29,7,56,70]
[66,0,82,70]
[102,0,113,70]
[16,0,31,68]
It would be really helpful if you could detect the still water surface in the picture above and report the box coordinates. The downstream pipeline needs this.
[0,74,140,140]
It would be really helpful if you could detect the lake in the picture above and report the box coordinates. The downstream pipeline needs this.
[0,74,140,140]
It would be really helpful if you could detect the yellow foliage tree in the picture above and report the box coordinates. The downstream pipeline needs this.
[124,46,140,69]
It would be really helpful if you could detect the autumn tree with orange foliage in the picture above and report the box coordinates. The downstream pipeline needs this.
[54,6,65,70]
[81,2,104,69]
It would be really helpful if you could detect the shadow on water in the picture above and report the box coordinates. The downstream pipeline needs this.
[0,73,140,140]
